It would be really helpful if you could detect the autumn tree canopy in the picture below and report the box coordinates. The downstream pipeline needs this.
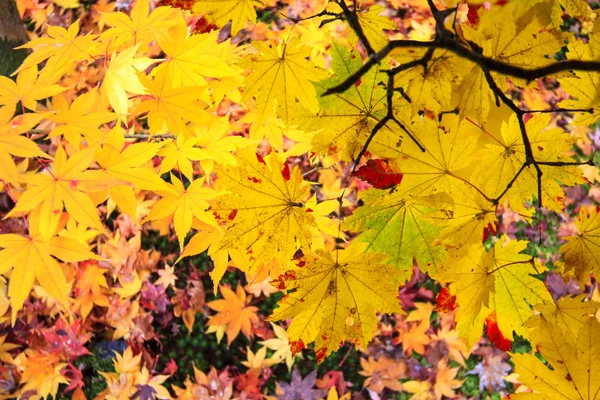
[1,0,600,398]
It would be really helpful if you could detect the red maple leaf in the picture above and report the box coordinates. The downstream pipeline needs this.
[355,159,403,189]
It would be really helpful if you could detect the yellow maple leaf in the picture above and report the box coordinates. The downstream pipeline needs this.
[152,19,237,88]
[242,38,328,135]
[392,48,465,115]
[157,135,208,181]
[392,114,479,198]
[259,322,298,371]
[0,66,64,113]
[471,113,583,216]
[212,149,316,273]
[177,222,251,290]
[9,145,118,241]
[47,90,116,147]
[299,42,403,162]
[100,0,178,48]
[187,116,250,177]
[101,46,156,116]
[462,1,563,90]
[0,112,50,184]
[0,212,101,324]
[269,242,404,361]
[526,294,600,341]
[207,284,259,345]
[422,183,496,250]
[144,174,218,249]
[192,0,262,35]
[15,350,67,399]
[560,206,600,284]
[434,236,552,347]
[558,38,600,126]
[15,20,98,78]
[512,316,600,400]
[135,69,208,137]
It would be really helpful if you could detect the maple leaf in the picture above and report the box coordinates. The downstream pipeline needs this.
[0,211,102,324]
[390,114,480,198]
[462,2,563,89]
[0,112,50,184]
[242,38,328,135]
[176,223,239,291]
[395,303,434,355]
[101,0,178,48]
[560,205,600,284]
[558,36,600,126]
[270,243,403,361]
[155,265,177,289]
[207,284,259,345]
[212,149,316,273]
[299,42,404,161]
[277,368,325,400]
[431,325,469,366]
[343,189,445,282]
[157,134,209,181]
[433,359,463,399]
[42,318,90,359]
[95,127,173,204]
[14,350,68,399]
[186,116,250,177]
[471,114,583,215]
[467,352,513,392]
[192,0,262,35]
[74,262,110,320]
[360,356,405,393]
[392,48,465,115]
[512,317,600,400]
[355,159,403,189]
[9,145,116,240]
[101,46,156,116]
[350,5,397,52]
[241,346,275,369]
[526,294,600,341]
[434,236,553,347]
[259,322,298,371]
[423,182,497,249]
[135,69,209,137]
[548,0,593,28]
[47,91,116,147]
[131,367,171,400]
[144,174,218,249]
[15,20,98,78]
[152,19,237,88]
[0,66,64,113]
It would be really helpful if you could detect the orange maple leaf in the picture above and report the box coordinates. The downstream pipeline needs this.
[207,285,259,345]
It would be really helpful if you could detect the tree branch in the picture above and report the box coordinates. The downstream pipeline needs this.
[337,0,376,57]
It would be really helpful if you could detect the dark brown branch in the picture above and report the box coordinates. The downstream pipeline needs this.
[337,0,376,57]
[329,3,600,211]
[492,162,528,205]
[352,116,391,168]
[323,40,435,95]
[537,159,595,167]
[323,37,600,96]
